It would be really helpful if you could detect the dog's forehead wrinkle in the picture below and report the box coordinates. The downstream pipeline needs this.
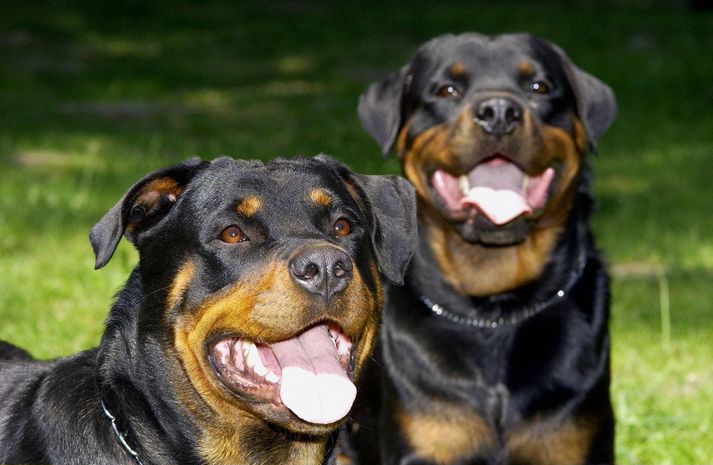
[189,166,276,211]
[462,46,529,73]
[424,33,536,65]
[417,38,542,89]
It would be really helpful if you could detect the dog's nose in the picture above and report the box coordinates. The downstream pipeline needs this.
[474,97,522,137]
[289,247,353,299]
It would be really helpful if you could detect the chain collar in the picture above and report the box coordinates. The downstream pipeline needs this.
[420,249,589,329]
[101,399,145,465]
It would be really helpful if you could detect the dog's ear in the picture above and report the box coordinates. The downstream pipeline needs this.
[89,158,209,269]
[316,155,418,285]
[352,173,418,285]
[550,43,617,152]
[357,64,411,158]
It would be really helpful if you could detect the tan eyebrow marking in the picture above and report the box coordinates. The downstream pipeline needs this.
[449,61,467,78]
[309,188,333,208]
[518,61,535,77]
[235,196,263,217]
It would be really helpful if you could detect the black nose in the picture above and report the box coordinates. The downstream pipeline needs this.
[289,247,353,299]
[474,97,522,137]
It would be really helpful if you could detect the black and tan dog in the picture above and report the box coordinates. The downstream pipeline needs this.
[346,33,617,464]
[0,155,417,465]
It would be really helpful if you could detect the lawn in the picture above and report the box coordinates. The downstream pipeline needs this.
[1,1,712,463]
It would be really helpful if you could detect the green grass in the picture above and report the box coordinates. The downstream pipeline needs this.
[1,1,712,463]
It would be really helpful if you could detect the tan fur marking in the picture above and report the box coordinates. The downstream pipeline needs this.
[400,122,456,202]
[343,179,362,205]
[335,453,355,465]
[236,196,263,218]
[198,423,327,465]
[507,416,597,465]
[518,61,535,77]
[397,404,495,464]
[134,178,183,211]
[424,210,564,296]
[449,61,467,78]
[333,259,381,379]
[141,177,183,197]
[353,260,382,376]
[173,271,272,427]
[126,177,183,234]
[166,260,196,311]
[309,188,333,208]
[285,441,327,465]
[198,425,246,465]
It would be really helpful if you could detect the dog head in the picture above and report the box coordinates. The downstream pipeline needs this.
[90,156,416,456]
[359,32,616,246]
[358,33,615,295]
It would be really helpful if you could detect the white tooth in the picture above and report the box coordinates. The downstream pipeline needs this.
[329,329,338,348]
[265,371,280,383]
[253,363,268,377]
[243,344,253,368]
[247,343,259,367]
[246,343,268,377]
[215,343,230,365]
[232,340,243,369]
[244,342,258,369]
[459,175,470,195]
[522,175,530,192]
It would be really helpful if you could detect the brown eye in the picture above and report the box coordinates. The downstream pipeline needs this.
[530,81,550,95]
[220,225,247,244]
[333,218,352,237]
[436,84,459,98]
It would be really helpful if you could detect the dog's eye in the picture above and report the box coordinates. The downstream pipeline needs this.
[333,218,352,237]
[220,225,248,244]
[436,84,459,98]
[530,81,550,95]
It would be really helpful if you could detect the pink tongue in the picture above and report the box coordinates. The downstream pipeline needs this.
[270,325,356,424]
[463,187,531,225]
[461,159,530,225]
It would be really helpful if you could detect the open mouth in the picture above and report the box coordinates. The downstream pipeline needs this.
[431,155,556,225]
[207,324,356,425]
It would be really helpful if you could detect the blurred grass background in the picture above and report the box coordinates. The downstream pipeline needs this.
[1,1,711,463]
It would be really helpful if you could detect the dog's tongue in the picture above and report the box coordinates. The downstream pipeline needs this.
[270,325,356,424]
[463,189,531,226]
[460,158,531,225]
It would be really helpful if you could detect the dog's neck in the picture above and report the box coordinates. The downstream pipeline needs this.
[196,421,332,465]
[99,384,333,465]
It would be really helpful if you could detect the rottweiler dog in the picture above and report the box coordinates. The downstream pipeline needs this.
[0,155,417,465]
[346,33,618,464]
